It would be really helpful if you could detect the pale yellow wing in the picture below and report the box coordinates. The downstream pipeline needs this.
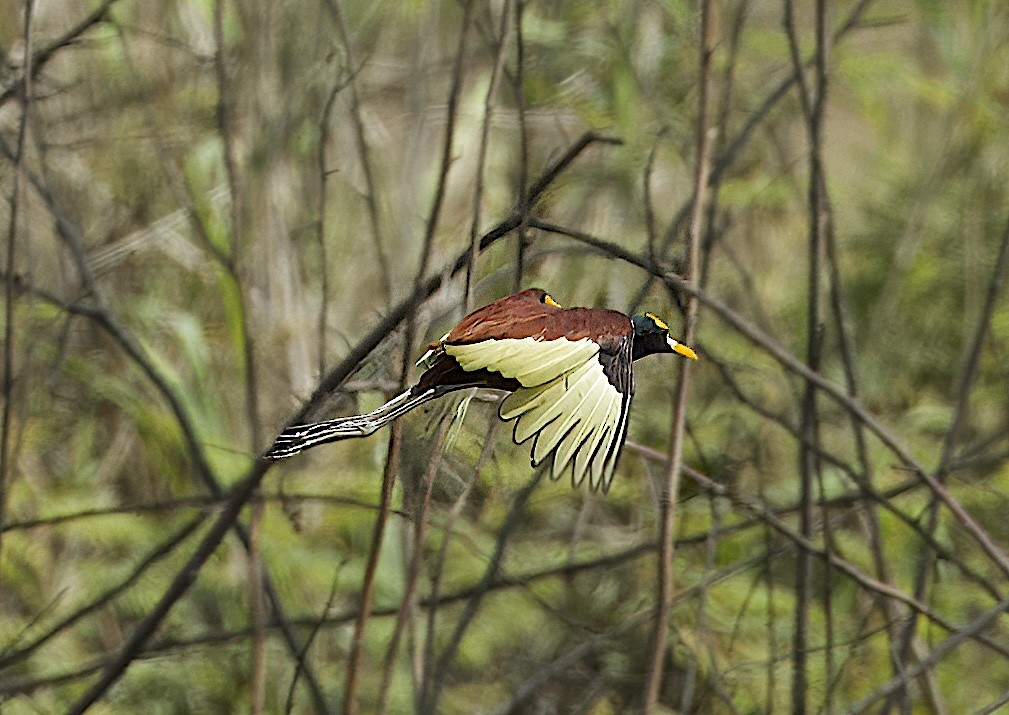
[446,336,629,491]
[499,357,628,491]
[444,337,598,387]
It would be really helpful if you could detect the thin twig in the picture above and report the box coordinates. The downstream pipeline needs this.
[896,210,1009,706]
[0,0,33,568]
[285,562,344,715]
[0,0,119,108]
[644,1,714,707]
[323,0,393,304]
[783,0,829,709]
[342,5,476,711]
[314,68,345,376]
[424,468,545,713]
[342,422,404,715]
[530,218,1009,578]
[511,0,529,292]
[466,0,513,310]
[376,419,450,715]
[56,132,620,713]
[843,593,1009,714]
[0,489,410,533]
[420,419,499,708]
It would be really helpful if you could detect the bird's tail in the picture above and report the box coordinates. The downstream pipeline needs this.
[264,387,438,459]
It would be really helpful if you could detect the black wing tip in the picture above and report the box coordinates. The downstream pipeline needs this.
[263,445,302,460]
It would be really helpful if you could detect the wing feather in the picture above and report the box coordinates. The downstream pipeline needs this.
[451,332,634,492]
[552,376,611,481]
[445,337,597,387]
[531,362,602,463]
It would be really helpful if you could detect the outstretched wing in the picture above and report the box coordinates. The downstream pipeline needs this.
[445,330,635,492]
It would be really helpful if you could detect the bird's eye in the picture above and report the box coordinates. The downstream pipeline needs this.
[645,312,669,331]
[543,294,562,308]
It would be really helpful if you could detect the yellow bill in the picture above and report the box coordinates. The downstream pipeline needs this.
[668,337,698,361]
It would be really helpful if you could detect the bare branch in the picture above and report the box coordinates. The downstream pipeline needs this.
[0,0,119,108]
[466,0,513,310]
[322,0,393,304]
[530,218,1009,579]
[843,593,1009,714]
[644,0,715,710]
[0,0,34,568]
[54,132,634,713]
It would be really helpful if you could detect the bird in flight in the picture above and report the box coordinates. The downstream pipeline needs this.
[266,288,697,492]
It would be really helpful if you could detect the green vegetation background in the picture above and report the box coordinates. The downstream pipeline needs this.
[1,0,1008,712]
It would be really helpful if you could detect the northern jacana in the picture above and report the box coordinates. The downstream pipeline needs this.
[266,288,697,491]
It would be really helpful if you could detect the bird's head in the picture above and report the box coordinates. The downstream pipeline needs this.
[631,313,698,362]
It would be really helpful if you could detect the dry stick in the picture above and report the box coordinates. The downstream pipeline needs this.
[211,5,267,710]
[895,212,1009,708]
[692,1,746,306]
[642,2,714,710]
[782,0,829,709]
[285,563,345,715]
[420,419,499,709]
[376,420,450,715]
[762,497,779,713]
[643,134,664,266]
[466,0,513,310]
[425,468,546,713]
[821,124,912,715]
[0,135,327,711]
[343,422,404,715]
[323,0,393,305]
[811,13,838,709]
[342,5,476,712]
[0,482,412,533]
[315,72,343,376]
[529,218,1009,579]
[511,0,529,292]
[632,0,877,315]
[0,0,33,567]
[700,0,750,287]
[843,593,1009,715]
[60,133,615,714]
[0,514,205,670]
[705,351,1006,603]
[4,540,658,699]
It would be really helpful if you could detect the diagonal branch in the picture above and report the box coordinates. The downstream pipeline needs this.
[530,218,1009,580]
[61,132,619,714]
[0,0,119,108]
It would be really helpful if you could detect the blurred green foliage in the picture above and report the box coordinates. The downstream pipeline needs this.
[1,0,1009,712]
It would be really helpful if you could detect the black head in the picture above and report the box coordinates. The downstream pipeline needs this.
[631,313,698,362]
